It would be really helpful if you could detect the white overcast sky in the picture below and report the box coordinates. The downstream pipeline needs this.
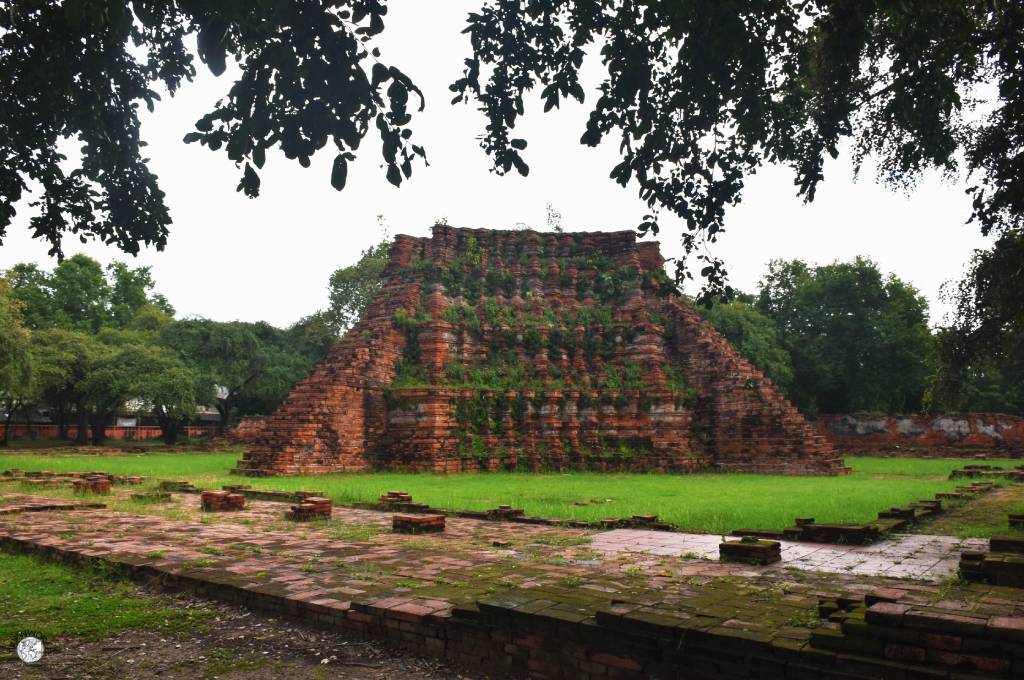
[0,1,992,327]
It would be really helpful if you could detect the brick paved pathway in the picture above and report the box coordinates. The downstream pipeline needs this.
[592,529,987,580]
[2,491,1024,679]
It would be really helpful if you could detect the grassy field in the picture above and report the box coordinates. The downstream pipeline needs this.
[1,450,1009,533]
[0,552,212,656]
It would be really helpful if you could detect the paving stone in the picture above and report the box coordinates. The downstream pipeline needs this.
[4,490,1024,679]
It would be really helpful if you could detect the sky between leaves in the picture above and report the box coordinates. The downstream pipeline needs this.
[0,0,992,327]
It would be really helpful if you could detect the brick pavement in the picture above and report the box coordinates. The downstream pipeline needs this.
[592,529,988,580]
[2,491,1023,678]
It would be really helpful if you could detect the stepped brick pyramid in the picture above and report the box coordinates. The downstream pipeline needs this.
[235,225,848,476]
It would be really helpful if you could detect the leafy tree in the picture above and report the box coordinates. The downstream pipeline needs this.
[29,329,96,440]
[4,255,173,331]
[288,311,341,361]
[107,263,174,327]
[126,304,175,333]
[0,280,32,446]
[228,320,332,418]
[5,264,55,330]
[1,1,425,256]
[6,3,1020,305]
[326,238,390,332]
[131,344,206,445]
[78,341,131,446]
[80,331,193,445]
[756,257,932,414]
[699,299,794,392]
[928,231,1024,414]
[453,2,1024,296]
[159,319,298,428]
[49,254,110,333]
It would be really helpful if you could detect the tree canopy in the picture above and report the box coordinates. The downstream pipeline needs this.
[453,1,1023,294]
[2,2,1021,301]
[6,255,173,332]
[929,231,1024,414]
[2,253,335,441]
[0,279,33,445]
[698,298,794,393]
[326,238,390,332]
[0,0,426,257]
[158,317,324,428]
[754,257,932,414]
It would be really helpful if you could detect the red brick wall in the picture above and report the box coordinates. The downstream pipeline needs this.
[816,414,1024,456]
[378,387,704,473]
[0,424,217,441]
[226,416,266,444]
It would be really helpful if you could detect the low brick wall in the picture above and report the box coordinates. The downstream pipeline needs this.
[3,532,1020,680]
[0,424,218,441]
[226,416,266,445]
[816,414,1024,456]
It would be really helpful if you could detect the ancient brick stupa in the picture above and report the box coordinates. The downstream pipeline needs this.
[235,225,848,476]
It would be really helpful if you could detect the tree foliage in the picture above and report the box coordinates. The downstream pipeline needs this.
[0,0,426,256]
[29,328,97,439]
[699,298,794,392]
[452,1,1024,296]
[326,238,390,331]
[0,279,33,445]
[158,317,324,428]
[756,257,932,414]
[929,231,1024,414]
[3,2,1020,305]
[129,343,206,444]
[5,255,173,332]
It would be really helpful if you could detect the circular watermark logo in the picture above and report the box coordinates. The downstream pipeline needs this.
[16,637,44,664]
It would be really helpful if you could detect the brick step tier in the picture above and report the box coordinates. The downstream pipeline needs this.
[236,226,848,477]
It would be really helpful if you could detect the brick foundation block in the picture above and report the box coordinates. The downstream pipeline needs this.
[380,491,414,504]
[991,536,1024,555]
[486,506,525,520]
[201,490,246,512]
[72,477,112,494]
[286,497,332,521]
[393,513,446,534]
[719,537,781,565]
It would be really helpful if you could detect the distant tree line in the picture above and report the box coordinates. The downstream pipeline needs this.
[700,257,1021,417]
[0,256,335,446]
[3,245,1020,450]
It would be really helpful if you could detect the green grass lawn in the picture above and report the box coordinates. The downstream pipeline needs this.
[1,450,1010,534]
[0,552,212,657]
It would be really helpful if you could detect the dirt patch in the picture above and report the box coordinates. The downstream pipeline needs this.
[1,590,481,680]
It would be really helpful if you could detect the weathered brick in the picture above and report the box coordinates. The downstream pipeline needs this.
[236,226,846,478]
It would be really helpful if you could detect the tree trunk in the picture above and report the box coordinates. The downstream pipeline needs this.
[89,412,107,446]
[23,403,35,440]
[75,406,89,444]
[217,398,233,435]
[1,405,13,447]
[57,402,69,440]
[157,410,182,445]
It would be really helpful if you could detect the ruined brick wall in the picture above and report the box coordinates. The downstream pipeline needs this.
[663,300,845,474]
[233,251,422,476]
[816,414,1024,456]
[237,225,846,476]
[226,416,266,445]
